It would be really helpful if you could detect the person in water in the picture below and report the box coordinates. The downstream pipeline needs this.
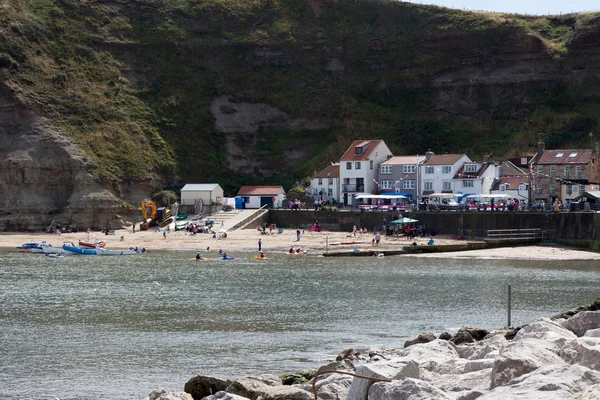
[260,252,265,259]
[196,251,202,260]
[289,246,294,253]
[206,246,211,252]
[222,252,228,259]
[219,249,223,255]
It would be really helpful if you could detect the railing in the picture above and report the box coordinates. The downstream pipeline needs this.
[487,228,544,240]
[343,184,364,192]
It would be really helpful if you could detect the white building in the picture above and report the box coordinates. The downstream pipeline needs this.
[452,155,500,196]
[420,154,472,197]
[307,163,340,201]
[180,183,224,206]
[237,186,286,209]
[339,140,393,206]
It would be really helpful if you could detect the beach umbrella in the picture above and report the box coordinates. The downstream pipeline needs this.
[390,217,419,224]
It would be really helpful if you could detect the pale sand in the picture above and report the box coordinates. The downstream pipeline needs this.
[2,228,600,260]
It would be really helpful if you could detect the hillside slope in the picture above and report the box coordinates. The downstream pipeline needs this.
[2,0,600,230]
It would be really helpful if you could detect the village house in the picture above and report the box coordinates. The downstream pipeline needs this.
[236,186,286,209]
[529,141,600,204]
[307,163,340,202]
[452,154,500,196]
[180,183,224,207]
[419,153,472,198]
[376,155,428,201]
[490,159,530,205]
[339,139,393,206]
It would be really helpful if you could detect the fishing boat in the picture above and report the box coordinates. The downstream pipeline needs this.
[79,240,106,248]
[40,241,65,254]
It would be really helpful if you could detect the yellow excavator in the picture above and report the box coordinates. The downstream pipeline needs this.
[140,200,157,231]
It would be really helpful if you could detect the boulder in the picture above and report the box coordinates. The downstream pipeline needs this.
[404,332,436,348]
[402,339,460,366]
[464,358,496,373]
[481,364,600,399]
[584,329,600,338]
[459,326,489,341]
[300,373,352,400]
[393,360,421,380]
[514,318,577,342]
[225,375,282,400]
[576,383,600,399]
[557,337,600,370]
[490,339,565,388]
[456,390,485,400]
[336,348,361,361]
[461,335,507,360]
[438,332,453,341]
[202,392,249,400]
[346,363,397,400]
[430,368,491,393]
[562,311,600,337]
[184,376,232,400]
[260,385,312,400]
[368,378,452,400]
[145,388,193,400]
[452,331,475,345]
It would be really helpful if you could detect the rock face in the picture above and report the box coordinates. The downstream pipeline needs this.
[0,82,139,231]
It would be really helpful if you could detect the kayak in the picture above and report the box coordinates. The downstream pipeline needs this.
[253,255,269,260]
[220,257,235,261]
[188,257,211,261]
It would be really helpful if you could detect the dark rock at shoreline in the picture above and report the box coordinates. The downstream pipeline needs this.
[438,331,453,340]
[335,348,361,361]
[450,330,475,345]
[458,326,488,341]
[404,332,436,348]
[184,376,232,400]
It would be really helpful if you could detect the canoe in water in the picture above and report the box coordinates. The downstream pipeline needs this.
[253,255,269,260]
[188,257,211,261]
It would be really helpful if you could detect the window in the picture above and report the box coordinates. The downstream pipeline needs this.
[403,180,415,189]
[462,180,474,188]
[500,184,507,191]
[550,166,556,177]
[465,164,477,173]
[575,166,582,178]
[536,184,542,194]
[318,178,322,185]
[381,165,392,174]
[442,166,452,174]
[425,166,434,174]
[569,152,578,158]
[566,185,573,195]
[563,165,569,178]
[443,181,452,191]
[521,157,528,165]
[555,153,564,158]
[403,165,416,174]
[536,165,543,175]
[580,184,586,194]
[346,162,352,170]
[355,162,361,170]
[424,181,433,190]
[370,160,374,170]
[549,184,555,195]
[381,180,393,189]
[354,147,363,155]
[519,184,527,191]
[328,188,333,197]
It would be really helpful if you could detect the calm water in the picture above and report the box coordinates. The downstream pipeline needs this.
[0,249,598,399]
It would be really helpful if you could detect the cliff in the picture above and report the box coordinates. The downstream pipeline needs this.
[2,0,600,230]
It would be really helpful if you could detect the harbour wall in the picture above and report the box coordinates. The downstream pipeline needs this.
[266,210,600,250]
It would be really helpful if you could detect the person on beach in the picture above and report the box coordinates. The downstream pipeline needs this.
[163,231,166,239]
[132,224,136,234]
[296,229,301,241]
[258,238,262,251]
[375,232,381,246]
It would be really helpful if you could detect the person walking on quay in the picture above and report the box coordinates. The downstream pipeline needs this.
[296,228,301,241]
[258,238,262,252]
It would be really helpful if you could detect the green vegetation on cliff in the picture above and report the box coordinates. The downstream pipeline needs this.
[2,0,600,196]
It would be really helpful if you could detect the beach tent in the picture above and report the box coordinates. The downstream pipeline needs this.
[390,217,419,224]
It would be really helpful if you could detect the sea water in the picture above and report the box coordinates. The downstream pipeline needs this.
[0,249,598,399]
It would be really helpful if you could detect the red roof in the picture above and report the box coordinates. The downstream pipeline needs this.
[237,186,284,196]
[340,140,382,162]
[535,149,593,165]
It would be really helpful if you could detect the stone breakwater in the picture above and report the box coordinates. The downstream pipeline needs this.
[146,299,600,400]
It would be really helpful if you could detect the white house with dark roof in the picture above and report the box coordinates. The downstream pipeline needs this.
[490,159,530,204]
[452,155,500,196]
[307,163,340,201]
[180,183,224,206]
[237,186,286,208]
[339,140,393,206]
[420,153,472,197]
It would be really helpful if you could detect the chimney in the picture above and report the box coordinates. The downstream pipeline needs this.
[425,149,434,159]
[538,141,545,153]
[483,154,493,164]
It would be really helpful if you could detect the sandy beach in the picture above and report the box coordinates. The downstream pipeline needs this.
[2,227,600,260]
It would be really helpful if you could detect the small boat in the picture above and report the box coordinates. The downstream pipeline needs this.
[220,257,235,261]
[63,244,97,255]
[17,242,44,253]
[188,257,211,261]
[40,241,65,254]
[95,248,138,256]
[253,255,269,260]
[47,253,65,258]
[79,240,106,248]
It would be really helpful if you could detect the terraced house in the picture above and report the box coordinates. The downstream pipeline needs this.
[530,141,600,203]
